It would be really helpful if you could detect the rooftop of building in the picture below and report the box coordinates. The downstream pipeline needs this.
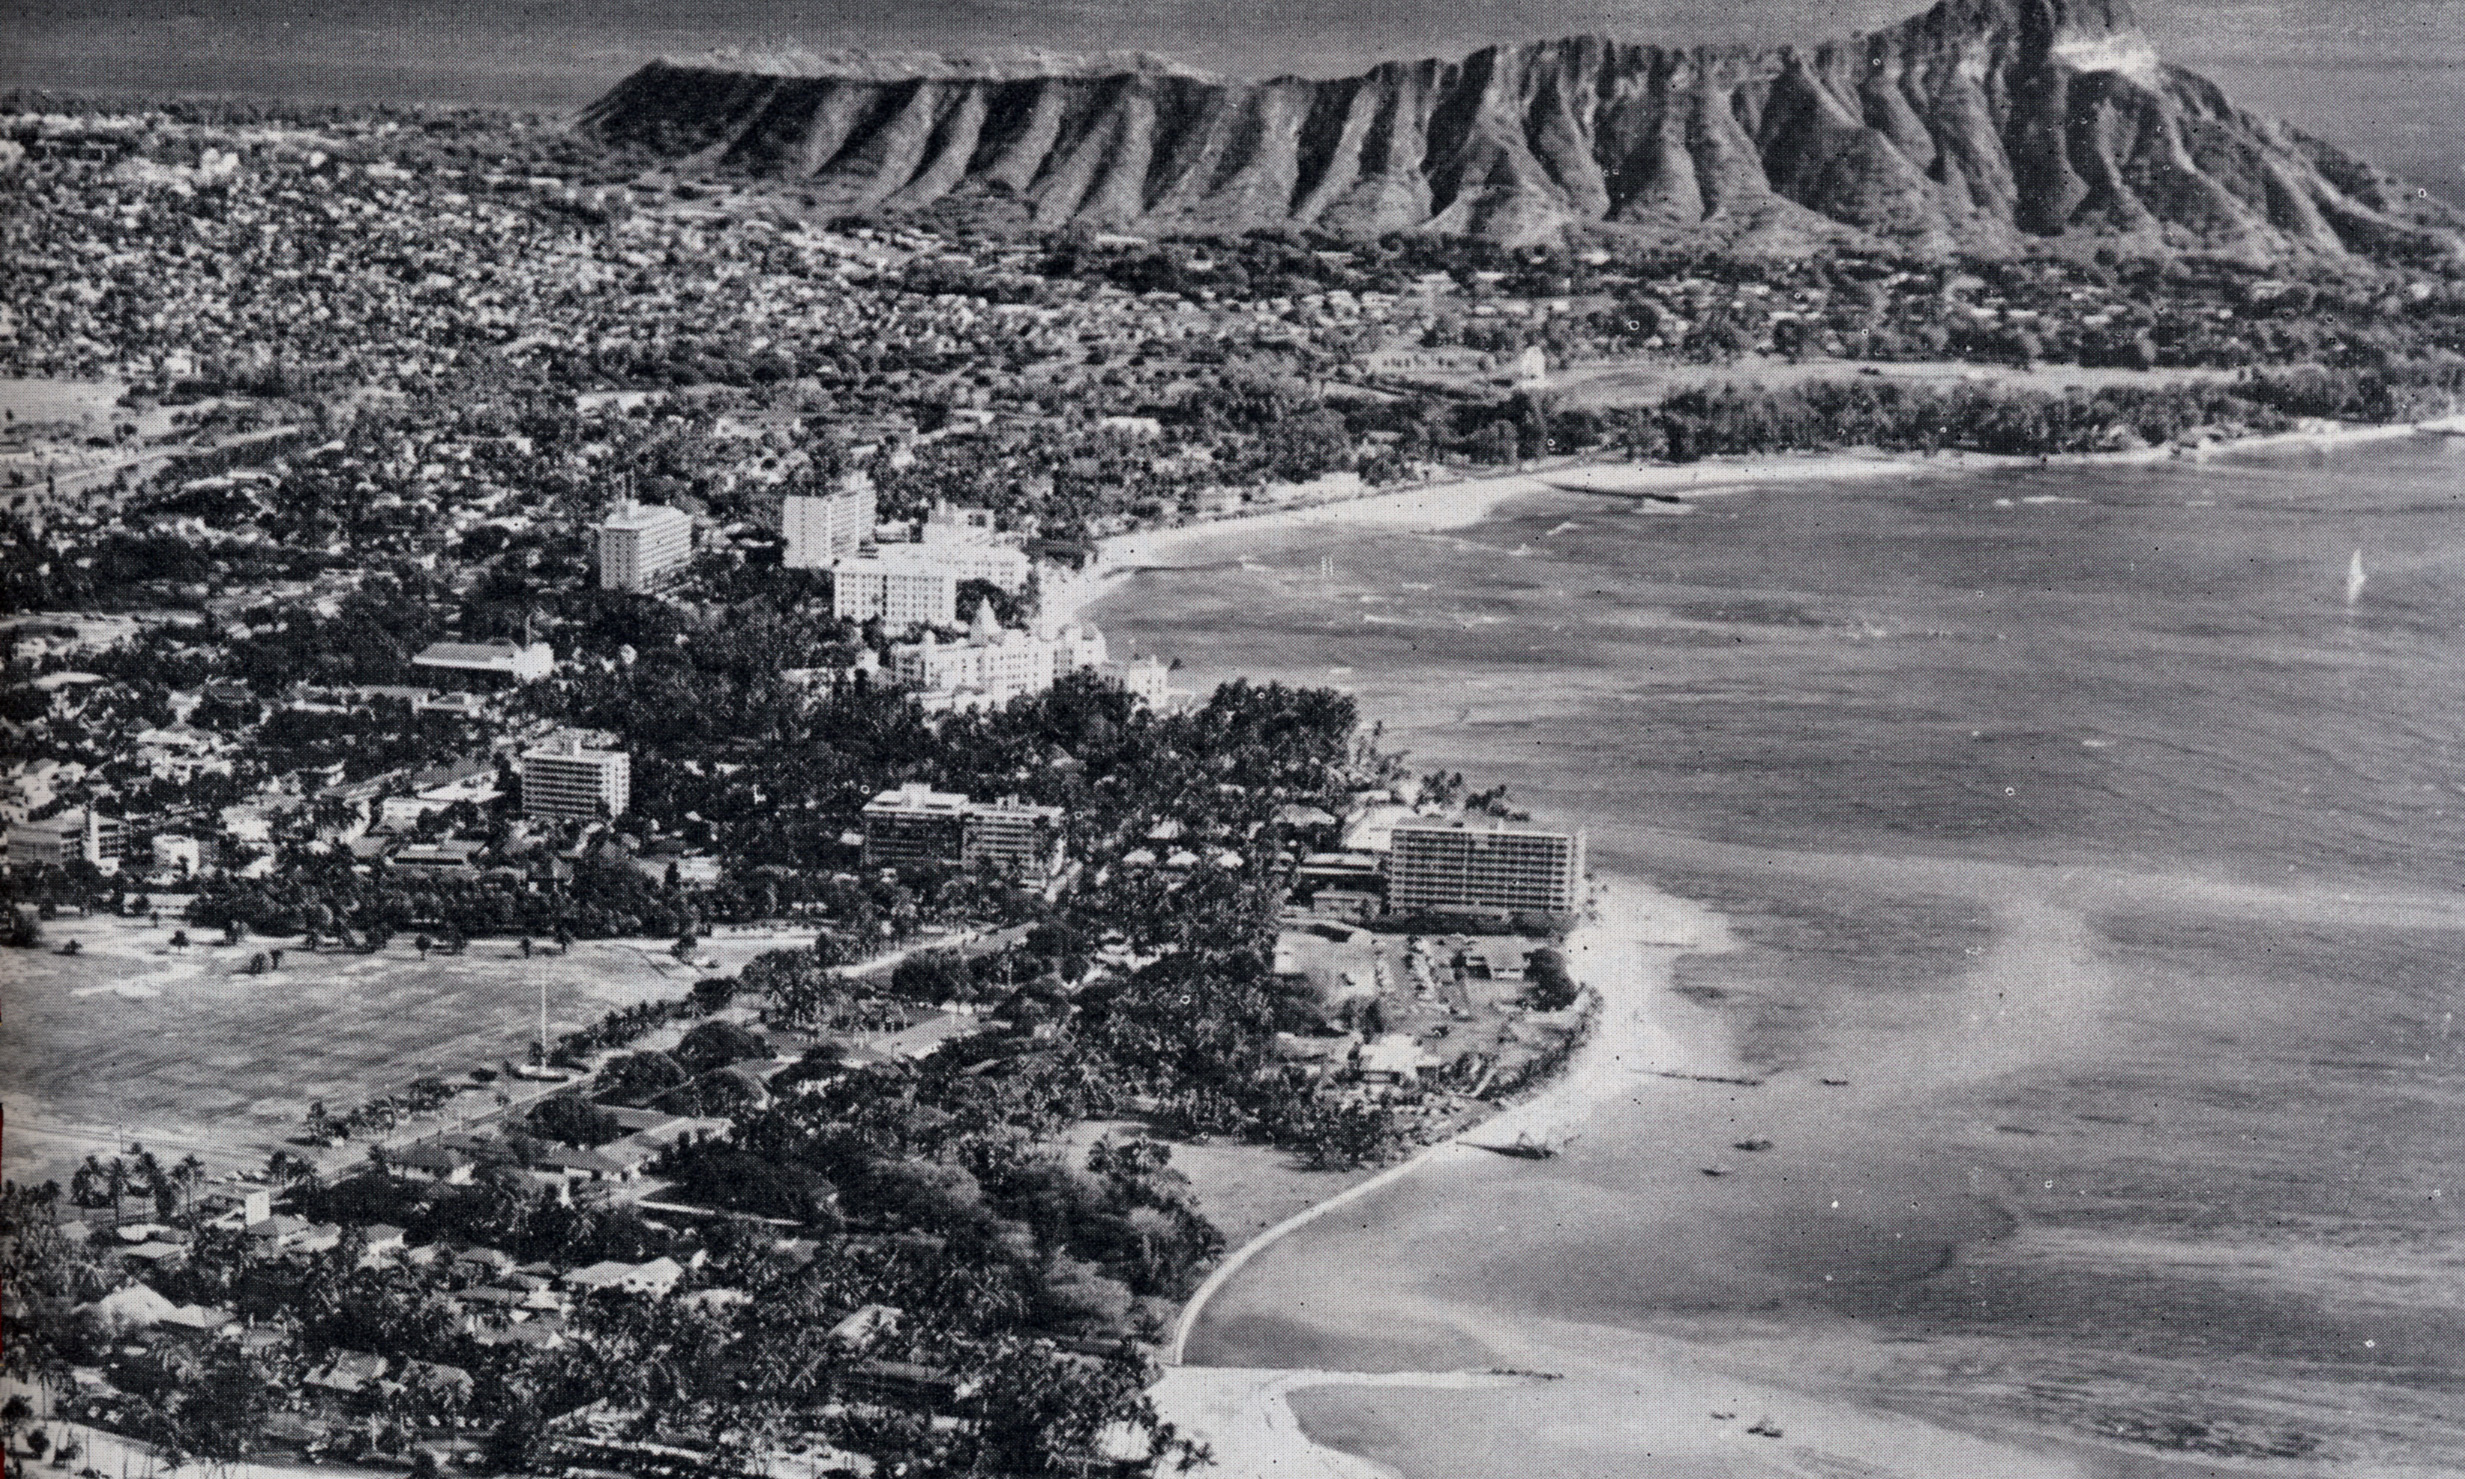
[523,733,626,762]
[969,794,1063,820]
[598,500,690,532]
[1391,815,1580,840]
[412,640,548,667]
[864,781,969,814]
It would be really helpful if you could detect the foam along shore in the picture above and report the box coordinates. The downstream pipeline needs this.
[1537,410,2465,501]
[1155,875,1730,1470]
[1039,470,1565,635]
[1046,411,2465,636]
[1150,1368,1538,1479]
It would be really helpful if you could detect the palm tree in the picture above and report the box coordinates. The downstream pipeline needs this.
[171,1153,206,1220]
[102,1155,134,1221]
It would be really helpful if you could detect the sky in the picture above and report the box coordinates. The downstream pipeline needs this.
[1,1,2456,194]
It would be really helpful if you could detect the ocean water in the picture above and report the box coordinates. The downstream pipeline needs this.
[1099,437,2465,1473]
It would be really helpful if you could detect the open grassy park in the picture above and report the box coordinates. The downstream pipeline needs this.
[0,911,823,1189]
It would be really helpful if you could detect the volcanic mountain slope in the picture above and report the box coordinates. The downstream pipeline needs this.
[579,0,2462,259]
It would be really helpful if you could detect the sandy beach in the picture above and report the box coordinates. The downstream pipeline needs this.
[1048,411,2465,636]
[1116,418,2465,1476]
[1154,876,2125,1477]
[1155,876,1757,1474]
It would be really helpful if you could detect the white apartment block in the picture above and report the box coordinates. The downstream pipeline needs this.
[596,502,694,592]
[860,782,1064,878]
[1113,655,1176,709]
[781,476,878,568]
[832,553,958,627]
[521,734,631,822]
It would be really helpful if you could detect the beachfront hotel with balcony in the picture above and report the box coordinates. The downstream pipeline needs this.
[1385,817,1585,918]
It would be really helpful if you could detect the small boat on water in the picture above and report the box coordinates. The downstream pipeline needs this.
[1699,1164,1735,1178]
[1472,1129,1573,1160]
[1733,1137,1773,1153]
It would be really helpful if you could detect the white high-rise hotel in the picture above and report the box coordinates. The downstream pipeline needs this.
[595,501,694,592]
[1386,817,1585,918]
[781,473,877,569]
[831,555,960,626]
[520,734,631,821]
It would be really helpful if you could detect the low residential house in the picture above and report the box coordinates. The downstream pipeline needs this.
[828,1303,903,1346]
[359,1223,408,1261]
[1355,1033,1442,1085]
[388,839,486,876]
[563,1256,684,1298]
[453,1246,518,1280]
[113,1231,187,1266]
[842,1358,968,1411]
[533,1144,634,1183]
[390,1141,478,1185]
[245,1214,313,1251]
[447,1287,529,1320]
[397,1359,476,1410]
[469,1312,570,1351]
[305,1350,389,1397]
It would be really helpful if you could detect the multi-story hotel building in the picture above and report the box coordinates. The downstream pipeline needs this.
[1385,817,1585,918]
[926,541,1031,592]
[861,783,1064,878]
[831,553,959,627]
[961,795,1066,877]
[4,807,125,874]
[595,501,695,592]
[889,604,1106,708]
[520,734,631,822]
[912,502,1032,590]
[781,475,877,568]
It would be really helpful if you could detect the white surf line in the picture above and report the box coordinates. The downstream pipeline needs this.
[1151,1367,1538,1479]
[1167,1132,1481,1366]
[1169,880,1700,1366]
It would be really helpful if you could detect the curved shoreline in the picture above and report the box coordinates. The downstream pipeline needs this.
[1168,875,1729,1368]
[1053,410,2465,633]
[1113,419,2465,1476]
